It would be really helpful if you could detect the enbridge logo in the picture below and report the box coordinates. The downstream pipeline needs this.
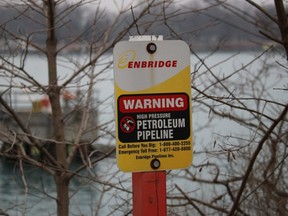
[117,50,136,69]
[117,50,178,69]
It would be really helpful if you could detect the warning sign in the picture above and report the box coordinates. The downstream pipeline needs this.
[118,93,190,142]
[114,38,192,172]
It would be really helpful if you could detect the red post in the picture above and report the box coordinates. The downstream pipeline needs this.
[132,171,167,216]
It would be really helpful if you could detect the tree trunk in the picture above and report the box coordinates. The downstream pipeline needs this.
[45,1,69,215]
[55,175,69,216]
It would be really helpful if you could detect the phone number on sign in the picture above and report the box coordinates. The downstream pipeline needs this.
[160,141,191,147]
[159,146,191,152]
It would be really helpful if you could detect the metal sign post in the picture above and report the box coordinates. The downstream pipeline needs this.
[113,35,192,215]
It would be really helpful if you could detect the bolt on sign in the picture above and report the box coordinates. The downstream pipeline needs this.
[113,37,192,172]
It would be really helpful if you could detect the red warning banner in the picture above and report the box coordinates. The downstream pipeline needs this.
[118,93,189,113]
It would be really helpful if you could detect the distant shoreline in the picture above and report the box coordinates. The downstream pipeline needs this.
[0,40,278,56]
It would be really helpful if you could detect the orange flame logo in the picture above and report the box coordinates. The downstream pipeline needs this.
[117,50,136,69]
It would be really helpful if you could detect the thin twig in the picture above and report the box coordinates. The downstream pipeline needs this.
[19,159,28,216]
[131,6,141,35]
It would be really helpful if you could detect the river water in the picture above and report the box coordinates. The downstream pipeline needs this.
[0,50,287,215]
[0,157,124,215]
